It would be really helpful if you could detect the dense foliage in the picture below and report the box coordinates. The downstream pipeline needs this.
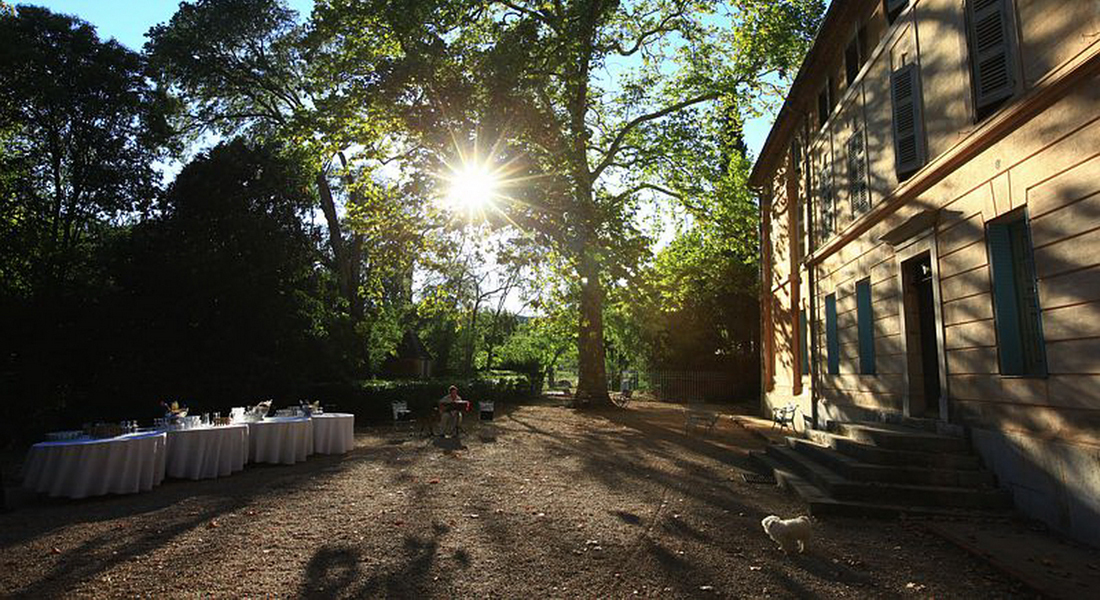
[0,1,822,444]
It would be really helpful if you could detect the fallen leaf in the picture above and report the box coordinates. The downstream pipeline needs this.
[51,547,61,555]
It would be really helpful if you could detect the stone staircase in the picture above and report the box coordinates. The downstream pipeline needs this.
[754,420,1014,518]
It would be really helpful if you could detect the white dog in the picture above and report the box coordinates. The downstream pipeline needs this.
[761,515,812,553]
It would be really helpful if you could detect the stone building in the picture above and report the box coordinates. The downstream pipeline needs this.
[751,0,1100,544]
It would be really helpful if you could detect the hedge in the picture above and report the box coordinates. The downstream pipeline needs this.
[303,373,535,424]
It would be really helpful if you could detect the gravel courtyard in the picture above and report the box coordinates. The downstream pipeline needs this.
[0,401,1029,598]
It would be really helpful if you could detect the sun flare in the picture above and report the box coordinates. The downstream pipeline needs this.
[445,163,500,213]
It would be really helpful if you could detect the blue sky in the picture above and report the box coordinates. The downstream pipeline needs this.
[40,0,315,51]
[37,0,773,158]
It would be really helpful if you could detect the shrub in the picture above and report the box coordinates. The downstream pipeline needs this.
[303,372,534,424]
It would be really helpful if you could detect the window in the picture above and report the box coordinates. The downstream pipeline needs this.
[856,278,876,375]
[800,309,810,375]
[890,62,925,179]
[817,85,831,128]
[817,161,835,242]
[885,0,909,24]
[845,37,861,87]
[847,129,870,216]
[967,0,1017,120]
[987,211,1047,376]
[795,197,805,261]
[825,294,839,374]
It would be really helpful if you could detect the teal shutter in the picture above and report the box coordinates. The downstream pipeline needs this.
[891,63,925,178]
[988,222,1024,374]
[967,0,1016,115]
[1009,219,1047,375]
[857,279,876,374]
[818,163,835,242]
[800,309,810,375]
[825,294,839,374]
[847,130,870,216]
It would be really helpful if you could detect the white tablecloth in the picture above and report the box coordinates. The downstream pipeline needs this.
[311,413,355,454]
[247,418,312,464]
[166,424,248,480]
[22,431,167,499]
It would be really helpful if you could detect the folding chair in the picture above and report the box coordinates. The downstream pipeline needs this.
[392,400,412,423]
[479,400,495,421]
[771,404,798,430]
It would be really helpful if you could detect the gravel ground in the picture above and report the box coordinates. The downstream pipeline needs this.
[0,401,1032,598]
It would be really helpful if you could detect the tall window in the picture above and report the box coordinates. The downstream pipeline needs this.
[891,62,925,179]
[818,161,835,242]
[825,294,840,375]
[885,0,909,24]
[856,278,876,375]
[845,37,861,87]
[800,308,810,375]
[817,84,831,128]
[987,211,1047,376]
[847,129,870,216]
[967,0,1017,120]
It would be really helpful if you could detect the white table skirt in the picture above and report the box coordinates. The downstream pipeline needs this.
[311,413,355,454]
[247,418,312,465]
[22,432,167,499]
[166,424,248,480]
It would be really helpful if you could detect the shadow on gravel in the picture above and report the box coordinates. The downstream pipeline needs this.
[299,524,450,598]
[0,442,407,598]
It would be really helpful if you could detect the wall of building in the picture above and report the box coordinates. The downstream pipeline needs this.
[756,0,1100,544]
[762,157,815,432]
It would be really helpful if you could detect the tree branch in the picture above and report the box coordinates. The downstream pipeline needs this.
[591,91,721,181]
[613,182,683,202]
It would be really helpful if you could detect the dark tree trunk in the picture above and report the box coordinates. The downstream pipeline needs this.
[315,170,364,322]
[575,250,610,406]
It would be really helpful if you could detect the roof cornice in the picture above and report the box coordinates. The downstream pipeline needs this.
[748,0,872,188]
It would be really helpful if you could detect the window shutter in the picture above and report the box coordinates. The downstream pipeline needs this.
[847,130,869,216]
[890,63,925,178]
[856,279,876,375]
[1009,220,1047,375]
[825,294,840,375]
[800,309,810,375]
[885,0,909,22]
[818,163,834,242]
[987,222,1025,374]
[967,0,1016,114]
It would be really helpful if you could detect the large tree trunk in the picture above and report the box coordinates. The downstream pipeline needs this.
[575,250,611,406]
[316,170,364,322]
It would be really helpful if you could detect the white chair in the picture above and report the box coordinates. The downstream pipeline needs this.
[771,404,798,430]
[392,400,411,422]
[479,400,495,421]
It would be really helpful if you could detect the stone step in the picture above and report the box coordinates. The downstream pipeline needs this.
[807,429,983,470]
[829,421,971,454]
[786,437,997,488]
[765,444,1013,510]
[752,452,1013,520]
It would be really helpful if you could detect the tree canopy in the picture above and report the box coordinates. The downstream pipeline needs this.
[0,0,824,441]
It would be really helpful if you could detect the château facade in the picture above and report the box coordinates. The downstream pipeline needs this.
[751,0,1100,543]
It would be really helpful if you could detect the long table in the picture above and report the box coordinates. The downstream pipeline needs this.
[246,417,313,465]
[165,424,249,480]
[24,414,357,499]
[311,413,355,454]
[22,431,167,499]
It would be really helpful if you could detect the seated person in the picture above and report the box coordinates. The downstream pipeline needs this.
[438,385,467,437]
